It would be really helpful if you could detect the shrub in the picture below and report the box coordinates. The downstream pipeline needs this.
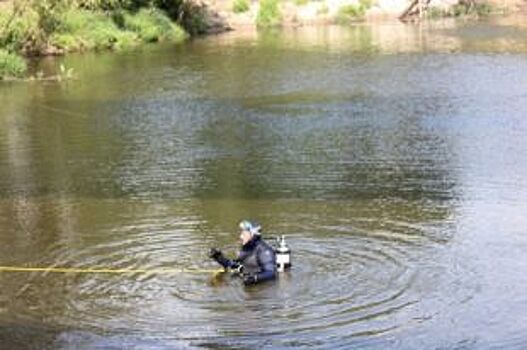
[1,0,189,56]
[429,1,494,18]
[336,4,366,23]
[53,10,125,50]
[317,3,329,14]
[426,6,445,19]
[49,33,82,51]
[76,0,141,10]
[175,1,208,35]
[336,0,373,23]
[123,8,186,42]
[257,0,281,28]
[233,0,250,13]
[359,0,373,9]
[294,0,309,6]
[473,2,493,16]
[50,9,143,51]
[0,49,27,78]
[0,6,41,53]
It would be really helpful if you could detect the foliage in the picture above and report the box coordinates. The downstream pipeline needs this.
[336,4,366,22]
[233,0,250,13]
[76,0,131,10]
[426,6,444,19]
[336,0,373,23]
[0,0,194,80]
[427,1,495,19]
[0,49,27,78]
[50,9,136,51]
[473,2,493,16]
[0,0,193,55]
[257,0,281,28]
[176,2,208,35]
[0,4,41,53]
[294,0,309,6]
[122,8,186,42]
[317,3,329,14]
[359,0,373,9]
[76,0,158,10]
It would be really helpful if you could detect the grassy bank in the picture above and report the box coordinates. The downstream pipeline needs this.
[0,49,27,78]
[256,0,282,27]
[49,8,187,52]
[426,1,498,19]
[336,0,373,23]
[0,0,192,79]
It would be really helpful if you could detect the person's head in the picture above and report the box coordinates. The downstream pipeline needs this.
[239,220,261,245]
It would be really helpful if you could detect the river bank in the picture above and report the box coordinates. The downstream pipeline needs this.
[212,0,522,29]
[0,0,525,79]
[0,0,205,79]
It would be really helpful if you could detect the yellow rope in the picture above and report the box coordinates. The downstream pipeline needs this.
[0,265,224,275]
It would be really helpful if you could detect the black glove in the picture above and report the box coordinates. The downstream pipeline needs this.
[242,273,258,285]
[209,248,223,260]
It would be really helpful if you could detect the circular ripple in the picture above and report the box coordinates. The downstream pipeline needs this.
[9,202,451,349]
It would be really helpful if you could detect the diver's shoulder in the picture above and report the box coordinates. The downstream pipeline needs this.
[258,238,275,253]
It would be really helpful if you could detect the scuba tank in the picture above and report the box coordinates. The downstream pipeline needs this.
[275,235,291,272]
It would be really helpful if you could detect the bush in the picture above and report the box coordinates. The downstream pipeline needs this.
[233,0,250,13]
[0,49,27,78]
[428,1,494,18]
[294,0,309,6]
[76,0,151,11]
[359,0,373,9]
[426,6,445,19]
[336,4,366,22]
[123,8,186,42]
[473,2,493,16]
[0,6,41,53]
[0,0,189,56]
[257,0,281,28]
[171,1,208,35]
[50,9,144,51]
[49,33,82,51]
[52,10,125,50]
[336,0,373,23]
[317,3,329,14]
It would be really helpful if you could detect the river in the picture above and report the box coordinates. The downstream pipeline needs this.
[1,17,527,349]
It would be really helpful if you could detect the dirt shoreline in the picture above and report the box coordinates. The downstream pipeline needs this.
[203,0,527,32]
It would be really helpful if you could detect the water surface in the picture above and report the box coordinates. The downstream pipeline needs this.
[1,18,527,349]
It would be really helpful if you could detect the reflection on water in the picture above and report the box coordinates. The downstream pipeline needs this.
[1,19,527,349]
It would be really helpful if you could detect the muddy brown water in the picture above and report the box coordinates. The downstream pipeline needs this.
[1,18,527,349]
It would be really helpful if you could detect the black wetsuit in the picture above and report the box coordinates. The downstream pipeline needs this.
[214,235,277,284]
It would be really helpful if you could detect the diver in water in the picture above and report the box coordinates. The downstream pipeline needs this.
[209,220,277,285]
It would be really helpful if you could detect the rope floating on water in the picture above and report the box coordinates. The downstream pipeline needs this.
[0,266,224,275]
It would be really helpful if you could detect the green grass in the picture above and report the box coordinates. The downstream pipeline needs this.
[294,0,310,6]
[50,10,136,51]
[0,1,190,79]
[336,4,366,22]
[123,8,187,43]
[1,2,188,56]
[317,3,329,14]
[0,49,27,79]
[257,0,281,28]
[0,7,41,52]
[233,0,250,13]
[48,8,186,52]
[359,0,373,9]
[427,1,495,19]
[336,0,373,23]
